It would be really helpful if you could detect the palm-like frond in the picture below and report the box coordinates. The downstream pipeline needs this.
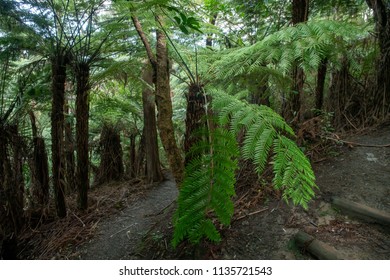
[173,127,239,246]
[210,19,370,82]
[211,88,316,209]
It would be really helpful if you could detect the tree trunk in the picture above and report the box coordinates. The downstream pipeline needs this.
[142,62,163,183]
[206,14,218,47]
[328,59,349,128]
[135,132,145,177]
[75,62,90,210]
[184,83,207,165]
[51,54,67,218]
[132,14,184,185]
[95,124,124,185]
[29,111,49,208]
[129,133,137,178]
[315,58,328,112]
[0,125,24,259]
[366,0,390,118]
[64,98,76,193]
[155,23,184,186]
[284,0,309,123]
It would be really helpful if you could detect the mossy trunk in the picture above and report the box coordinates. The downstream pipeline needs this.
[75,62,90,210]
[51,54,67,218]
[155,25,184,186]
[142,62,163,183]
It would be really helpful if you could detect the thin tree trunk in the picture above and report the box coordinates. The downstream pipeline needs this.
[142,62,163,183]
[129,133,137,178]
[284,0,309,123]
[51,54,67,218]
[155,24,184,185]
[135,132,145,177]
[315,58,328,112]
[206,14,218,47]
[75,62,90,210]
[64,98,76,193]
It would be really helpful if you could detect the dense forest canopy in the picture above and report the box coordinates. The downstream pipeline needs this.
[0,0,389,259]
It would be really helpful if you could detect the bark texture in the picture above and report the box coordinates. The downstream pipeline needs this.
[284,0,309,123]
[95,124,124,185]
[315,58,328,112]
[75,62,90,210]
[142,62,163,183]
[155,27,184,185]
[51,54,67,218]
[184,83,207,165]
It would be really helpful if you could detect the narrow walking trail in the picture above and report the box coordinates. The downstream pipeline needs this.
[78,176,178,260]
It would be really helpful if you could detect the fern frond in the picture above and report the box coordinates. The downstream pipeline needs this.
[272,135,316,209]
[173,127,239,247]
[210,19,369,84]
[211,89,317,209]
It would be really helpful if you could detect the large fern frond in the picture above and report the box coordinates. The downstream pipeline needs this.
[172,127,239,246]
[210,19,370,82]
[211,88,317,208]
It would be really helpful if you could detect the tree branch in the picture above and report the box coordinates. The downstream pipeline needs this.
[131,15,157,70]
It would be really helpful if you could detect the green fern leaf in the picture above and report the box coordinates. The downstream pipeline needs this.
[172,127,239,247]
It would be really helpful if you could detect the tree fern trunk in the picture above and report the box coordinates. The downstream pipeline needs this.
[29,111,49,208]
[184,83,207,165]
[249,77,270,106]
[64,98,76,193]
[155,22,184,186]
[284,0,309,124]
[315,58,328,112]
[75,62,90,210]
[142,61,163,183]
[0,125,24,259]
[51,54,67,218]
[95,124,124,185]
[366,0,390,118]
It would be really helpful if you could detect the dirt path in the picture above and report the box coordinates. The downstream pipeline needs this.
[219,125,390,260]
[74,126,389,260]
[77,175,178,260]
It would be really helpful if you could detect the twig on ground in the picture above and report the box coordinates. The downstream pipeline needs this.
[235,207,269,221]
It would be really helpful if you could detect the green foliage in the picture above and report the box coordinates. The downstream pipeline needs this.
[213,89,316,209]
[173,89,317,246]
[172,127,239,246]
[211,19,370,82]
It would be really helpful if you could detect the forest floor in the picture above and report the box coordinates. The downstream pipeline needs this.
[19,124,390,260]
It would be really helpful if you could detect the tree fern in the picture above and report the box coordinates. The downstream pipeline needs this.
[173,88,317,246]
